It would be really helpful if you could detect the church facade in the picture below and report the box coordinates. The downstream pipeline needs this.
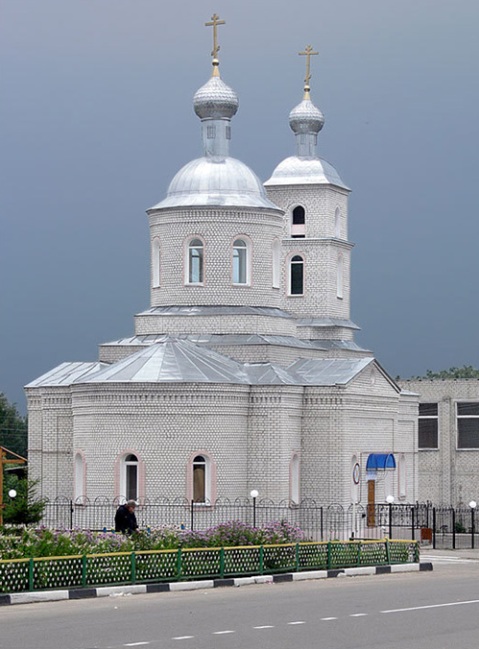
[26,28,418,513]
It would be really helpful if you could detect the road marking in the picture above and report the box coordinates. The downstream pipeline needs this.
[172,637,195,640]
[350,613,368,617]
[253,625,274,629]
[287,621,306,625]
[124,644,150,647]
[422,555,478,563]
[321,617,337,621]
[213,631,235,635]
[382,599,479,614]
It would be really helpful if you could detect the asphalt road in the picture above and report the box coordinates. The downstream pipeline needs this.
[2,557,479,649]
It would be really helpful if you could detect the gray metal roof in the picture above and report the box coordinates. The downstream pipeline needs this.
[149,156,280,211]
[136,305,294,319]
[25,362,107,388]
[244,363,300,385]
[288,357,374,385]
[264,155,349,190]
[297,317,360,330]
[84,339,249,384]
[102,333,325,350]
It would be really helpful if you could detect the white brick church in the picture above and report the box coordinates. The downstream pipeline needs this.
[26,27,419,511]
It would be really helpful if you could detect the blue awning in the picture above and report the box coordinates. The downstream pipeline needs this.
[366,453,396,471]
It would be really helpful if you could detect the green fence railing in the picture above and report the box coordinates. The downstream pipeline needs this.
[0,539,419,594]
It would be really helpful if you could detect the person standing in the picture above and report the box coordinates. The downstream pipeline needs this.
[115,500,139,534]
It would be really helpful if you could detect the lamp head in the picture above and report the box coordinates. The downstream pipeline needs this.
[250,489,259,499]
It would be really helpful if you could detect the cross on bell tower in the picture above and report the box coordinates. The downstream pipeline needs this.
[299,44,319,99]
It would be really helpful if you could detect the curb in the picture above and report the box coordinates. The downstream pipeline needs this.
[0,562,433,607]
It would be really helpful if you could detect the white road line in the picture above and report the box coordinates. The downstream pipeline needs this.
[172,636,195,640]
[287,621,306,625]
[320,617,338,621]
[382,599,479,614]
[124,644,150,647]
[213,631,235,635]
[253,625,274,629]
[350,613,368,617]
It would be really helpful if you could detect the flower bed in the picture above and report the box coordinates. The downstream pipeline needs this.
[0,520,304,560]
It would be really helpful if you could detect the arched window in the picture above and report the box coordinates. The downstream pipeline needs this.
[232,239,248,284]
[74,452,85,503]
[152,237,160,287]
[193,455,207,503]
[337,253,343,299]
[289,255,304,295]
[290,454,300,504]
[334,207,341,238]
[291,206,306,238]
[122,454,139,502]
[398,454,407,499]
[272,239,281,288]
[187,238,204,284]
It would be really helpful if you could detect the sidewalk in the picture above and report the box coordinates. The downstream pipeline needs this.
[420,547,479,560]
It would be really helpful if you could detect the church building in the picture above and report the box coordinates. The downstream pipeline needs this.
[26,18,418,513]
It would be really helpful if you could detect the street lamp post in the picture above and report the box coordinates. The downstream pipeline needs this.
[250,490,259,528]
[386,495,395,539]
[469,501,477,549]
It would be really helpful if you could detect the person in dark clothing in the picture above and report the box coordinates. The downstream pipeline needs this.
[115,500,139,534]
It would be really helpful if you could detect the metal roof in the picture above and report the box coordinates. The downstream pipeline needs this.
[25,362,107,388]
[264,156,350,190]
[288,357,374,386]
[84,339,249,384]
[136,305,294,319]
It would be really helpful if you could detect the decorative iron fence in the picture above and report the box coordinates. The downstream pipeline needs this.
[39,498,479,549]
[0,539,419,594]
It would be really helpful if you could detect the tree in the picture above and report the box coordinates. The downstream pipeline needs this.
[0,393,27,458]
[420,365,479,379]
[2,473,46,525]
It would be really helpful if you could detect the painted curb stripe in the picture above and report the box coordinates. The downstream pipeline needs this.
[0,563,432,605]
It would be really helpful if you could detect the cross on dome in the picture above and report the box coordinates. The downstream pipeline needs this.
[299,44,319,99]
[205,13,226,77]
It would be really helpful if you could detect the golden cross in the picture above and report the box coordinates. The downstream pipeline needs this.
[205,13,225,61]
[299,44,319,91]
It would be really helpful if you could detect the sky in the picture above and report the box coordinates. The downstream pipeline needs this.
[1,0,479,413]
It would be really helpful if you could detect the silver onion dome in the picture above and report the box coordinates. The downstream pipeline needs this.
[193,76,239,120]
[289,98,324,135]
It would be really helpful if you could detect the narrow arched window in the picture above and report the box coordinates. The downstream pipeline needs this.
[152,237,160,287]
[291,206,306,238]
[74,453,85,503]
[334,207,341,238]
[337,253,343,299]
[123,454,138,502]
[290,454,300,505]
[188,239,204,284]
[398,454,407,499]
[193,455,207,503]
[272,239,281,288]
[290,255,304,295]
[233,239,248,284]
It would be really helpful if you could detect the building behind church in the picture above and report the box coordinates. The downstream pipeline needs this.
[25,22,419,518]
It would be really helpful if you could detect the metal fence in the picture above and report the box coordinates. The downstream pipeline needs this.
[39,498,479,548]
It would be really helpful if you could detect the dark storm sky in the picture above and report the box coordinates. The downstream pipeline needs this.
[2,0,479,412]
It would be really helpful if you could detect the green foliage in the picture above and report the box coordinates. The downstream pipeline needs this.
[2,474,46,526]
[0,393,27,458]
[414,365,479,380]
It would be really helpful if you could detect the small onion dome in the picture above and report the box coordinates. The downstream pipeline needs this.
[193,76,239,120]
[289,98,324,135]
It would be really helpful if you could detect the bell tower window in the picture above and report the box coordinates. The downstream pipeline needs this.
[291,206,306,238]
[289,255,304,295]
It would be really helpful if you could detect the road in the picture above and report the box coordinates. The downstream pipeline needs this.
[2,556,479,649]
